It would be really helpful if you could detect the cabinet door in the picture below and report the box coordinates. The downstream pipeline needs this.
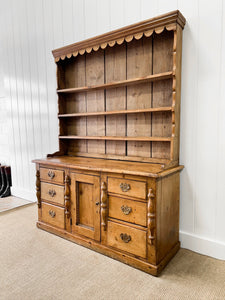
[70,173,100,241]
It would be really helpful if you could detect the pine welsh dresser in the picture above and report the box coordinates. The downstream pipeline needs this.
[33,10,186,276]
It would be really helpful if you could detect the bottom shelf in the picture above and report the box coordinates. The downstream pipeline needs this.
[59,136,172,142]
[69,152,176,168]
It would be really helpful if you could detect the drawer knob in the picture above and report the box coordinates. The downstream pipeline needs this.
[49,210,56,218]
[48,170,55,179]
[121,205,132,215]
[48,189,56,197]
[120,233,131,243]
[120,183,131,192]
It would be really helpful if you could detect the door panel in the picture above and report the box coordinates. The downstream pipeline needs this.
[70,173,100,241]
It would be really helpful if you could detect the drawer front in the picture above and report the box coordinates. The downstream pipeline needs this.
[108,177,146,199]
[40,167,64,184]
[107,221,146,258]
[41,182,64,206]
[109,196,147,227]
[41,202,65,229]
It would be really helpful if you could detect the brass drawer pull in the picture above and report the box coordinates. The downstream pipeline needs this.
[49,210,56,218]
[48,189,56,197]
[120,183,131,192]
[121,205,132,215]
[120,233,131,243]
[48,170,55,179]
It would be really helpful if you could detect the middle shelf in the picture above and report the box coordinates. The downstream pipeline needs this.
[59,136,172,142]
[58,106,174,118]
[57,71,173,94]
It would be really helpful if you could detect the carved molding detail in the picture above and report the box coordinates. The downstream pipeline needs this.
[54,25,177,62]
[147,188,155,245]
[47,150,65,158]
[53,10,187,62]
[36,170,41,208]
[101,181,107,231]
[64,175,70,219]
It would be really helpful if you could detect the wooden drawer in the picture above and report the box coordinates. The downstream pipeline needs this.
[41,202,65,229]
[109,196,147,227]
[41,182,64,206]
[108,177,146,199]
[107,221,146,258]
[40,167,64,184]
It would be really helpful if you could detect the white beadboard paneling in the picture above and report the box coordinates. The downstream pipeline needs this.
[157,0,178,14]
[215,1,225,242]
[72,0,85,42]
[34,0,51,155]
[26,0,43,159]
[52,0,64,48]
[84,0,97,38]
[61,0,74,46]
[141,0,159,19]
[97,0,111,34]
[110,0,124,30]
[178,0,199,234]
[1,0,225,258]
[12,0,28,190]
[194,0,221,238]
[18,0,34,189]
[7,0,23,189]
[0,2,9,165]
[43,0,59,154]
[123,0,142,25]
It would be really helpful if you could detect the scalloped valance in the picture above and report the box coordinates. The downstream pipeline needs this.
[52,10,185,62]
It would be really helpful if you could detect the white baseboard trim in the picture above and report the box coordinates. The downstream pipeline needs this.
[11,187,36,203]
[180,231,225,260]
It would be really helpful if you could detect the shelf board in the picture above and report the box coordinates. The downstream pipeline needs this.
[58,107,173,118]
[59,136,172,142]
[57,71,173,94]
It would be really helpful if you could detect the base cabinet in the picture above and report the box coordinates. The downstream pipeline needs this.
[35,161,182,276]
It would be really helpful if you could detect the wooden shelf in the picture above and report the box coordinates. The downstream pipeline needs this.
[58,107,173,118]
[59,136,172,142]
[57,71,173,94]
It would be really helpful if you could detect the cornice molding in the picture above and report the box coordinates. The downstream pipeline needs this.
[52,10,186,62]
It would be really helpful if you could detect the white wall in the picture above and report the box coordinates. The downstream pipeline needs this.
[1,0,224,260]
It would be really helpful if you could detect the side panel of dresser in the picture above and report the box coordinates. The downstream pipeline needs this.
[155,171,180,264]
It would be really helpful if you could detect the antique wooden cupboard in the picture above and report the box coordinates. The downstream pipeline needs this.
[33,10,186,276]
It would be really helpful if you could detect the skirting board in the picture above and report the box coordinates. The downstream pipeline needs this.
[180,231,225,260]
[11,187,36,203]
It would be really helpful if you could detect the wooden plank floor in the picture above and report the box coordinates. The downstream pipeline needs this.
[0,196,33,213]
